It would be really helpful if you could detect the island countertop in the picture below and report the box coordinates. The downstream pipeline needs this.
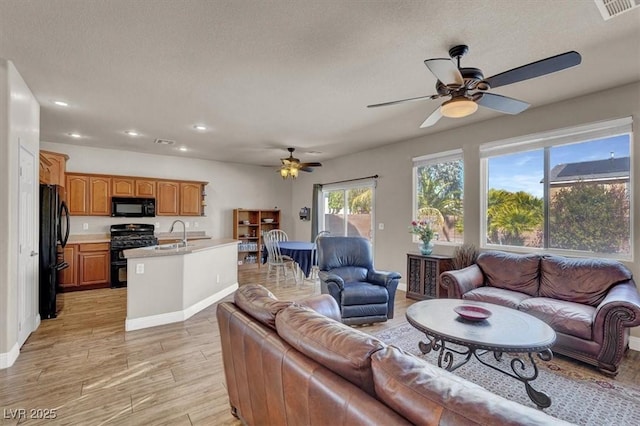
[123,238,239,259]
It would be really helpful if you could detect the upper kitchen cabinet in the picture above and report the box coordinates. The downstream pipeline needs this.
[66,175,89,215]
[157,181,180,215]
[90,176,111,215]
[112,177,156,198]
[39,150,69,187]
[65,173,111,216]
[180,182,203,215]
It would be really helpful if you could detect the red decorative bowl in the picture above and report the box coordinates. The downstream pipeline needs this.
[454,305,492,321]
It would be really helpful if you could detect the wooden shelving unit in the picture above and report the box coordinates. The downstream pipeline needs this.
[233,209,281,270]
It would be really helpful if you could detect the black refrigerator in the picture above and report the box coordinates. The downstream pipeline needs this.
[39,184,70,319]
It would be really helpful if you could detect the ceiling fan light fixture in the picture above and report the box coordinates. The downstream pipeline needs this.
[440,98,478,118]
[280,165,299,179]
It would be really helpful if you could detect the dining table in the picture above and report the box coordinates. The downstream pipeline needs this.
[261,241,316,279]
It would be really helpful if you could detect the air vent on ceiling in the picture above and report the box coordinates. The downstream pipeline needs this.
[594,0,639,20]
[154,138,176,145]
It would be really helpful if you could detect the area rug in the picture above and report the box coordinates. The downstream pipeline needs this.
[373,324,640,426]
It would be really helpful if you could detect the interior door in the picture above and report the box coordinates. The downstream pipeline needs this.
[18,146,38,346]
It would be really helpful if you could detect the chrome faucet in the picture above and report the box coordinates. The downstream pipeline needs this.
[169,220,187,247]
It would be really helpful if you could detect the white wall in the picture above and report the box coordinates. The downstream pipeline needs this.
[291,82,640,338]
[0,60,40,367]
[40,142,294,237]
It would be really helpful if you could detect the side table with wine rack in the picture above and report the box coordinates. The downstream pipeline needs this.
[406,253,453,300]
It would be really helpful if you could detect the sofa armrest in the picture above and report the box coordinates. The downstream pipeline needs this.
[593,279,640,338]
[440,264,484,299]
[368,270,402,288]
[592,279,640,374]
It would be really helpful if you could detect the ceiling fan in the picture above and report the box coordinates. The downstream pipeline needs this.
[279,147,322,179]
[367,45,581,128]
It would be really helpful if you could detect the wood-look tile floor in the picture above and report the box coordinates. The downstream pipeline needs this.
[1,270,638,425]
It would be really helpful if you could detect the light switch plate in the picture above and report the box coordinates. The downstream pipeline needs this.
[136,263,144,274]
[378,223,384,230]
[83,223,89,230]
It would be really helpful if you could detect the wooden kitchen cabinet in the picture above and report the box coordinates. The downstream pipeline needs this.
[58,244,78,290]
[90,176,111,215]
[78,243,110,286]
[135,179,156,197]
[65,174,111,215]
[66,175,89,215]
[59,243,110,291]
[112,177,156,198]
[157,181,180,215]
[406,254,453,300]
[112,177,135,196]
[39,150,68,186]
[66,172,205,216]
[180,182,203,215]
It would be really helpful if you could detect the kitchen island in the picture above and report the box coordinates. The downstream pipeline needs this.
[123,238,239,331]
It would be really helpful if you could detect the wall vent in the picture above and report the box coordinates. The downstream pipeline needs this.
[154,138,176,145]
[594,0,640,20]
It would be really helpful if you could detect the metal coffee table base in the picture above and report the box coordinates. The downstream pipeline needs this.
[418,334,553,409]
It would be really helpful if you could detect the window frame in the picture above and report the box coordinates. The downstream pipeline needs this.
[479,117,633,260]
[412,149,464,246]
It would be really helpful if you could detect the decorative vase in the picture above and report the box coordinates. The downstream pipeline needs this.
[420,240,433,255]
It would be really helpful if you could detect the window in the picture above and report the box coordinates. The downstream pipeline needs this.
[319,180,375,241]
[480,117,632,259]
[412,150,464,244]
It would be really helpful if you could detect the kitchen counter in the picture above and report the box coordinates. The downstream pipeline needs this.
[67,234,110,243]
[123,238,235,259]
[124,238,239,331]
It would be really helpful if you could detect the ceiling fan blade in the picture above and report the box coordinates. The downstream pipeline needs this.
[424,58,464,86]
[299,162,322,168]
[300,167,315,173]
[475,92,530,115]
[484,51,581,89]
[367,94,438,108]
[419,107,443,128]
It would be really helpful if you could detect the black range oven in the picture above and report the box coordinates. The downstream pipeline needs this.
[110,223,157,287]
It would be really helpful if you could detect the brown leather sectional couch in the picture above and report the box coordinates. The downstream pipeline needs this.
[440,251,640,376]
[217,284,571,425]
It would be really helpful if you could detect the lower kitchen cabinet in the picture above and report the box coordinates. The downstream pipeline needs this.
[59,242,110,291]
[406,253,453,300]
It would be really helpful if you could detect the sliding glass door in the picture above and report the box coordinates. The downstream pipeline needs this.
[320,182,375,242]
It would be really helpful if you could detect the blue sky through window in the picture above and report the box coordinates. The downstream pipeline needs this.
[488,135,630,198]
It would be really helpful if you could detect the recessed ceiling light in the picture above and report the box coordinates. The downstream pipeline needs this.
[125,130,139,136]
[53,100,69,107]
[178,146,188,152]
[68,133,81,138]
[193,125,207,131]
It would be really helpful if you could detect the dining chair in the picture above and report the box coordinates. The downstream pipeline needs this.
[264,230,298,285]
[309,231,330,280]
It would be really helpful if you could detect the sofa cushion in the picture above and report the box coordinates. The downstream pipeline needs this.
[539,256,632,306]
[233,284,292,329]
[519,297,594,340]
[476,251,540,296]
[275,304,385,396]
[371,346,568,426]
[463,287,532,309]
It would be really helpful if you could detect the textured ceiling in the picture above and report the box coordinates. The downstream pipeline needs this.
[1,0,639,167]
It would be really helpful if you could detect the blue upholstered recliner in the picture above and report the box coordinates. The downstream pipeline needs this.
[317,236,401,325]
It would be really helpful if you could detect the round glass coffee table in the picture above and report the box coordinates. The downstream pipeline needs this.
[406,298,556,408]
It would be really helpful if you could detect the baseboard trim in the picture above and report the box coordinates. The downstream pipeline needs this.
[397,282,407,293]
[0,342,20,369]
[630,335,640,352]
[125,283,238,332]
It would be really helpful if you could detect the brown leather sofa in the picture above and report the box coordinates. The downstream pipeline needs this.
[217,284,571,425]
[440,251,640,376]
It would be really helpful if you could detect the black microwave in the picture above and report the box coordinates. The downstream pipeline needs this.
[111,197,156,217]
